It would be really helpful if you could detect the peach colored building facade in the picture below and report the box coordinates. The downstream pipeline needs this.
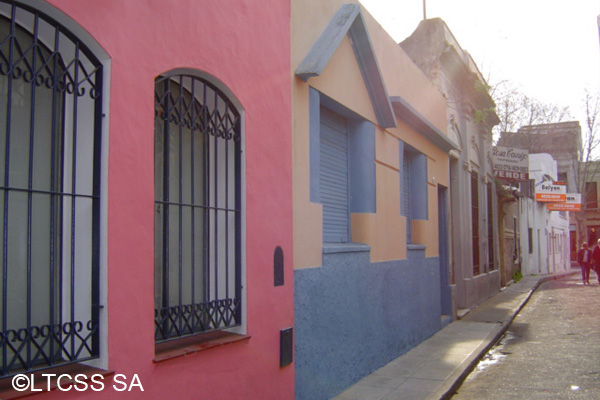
[292,2,457,398]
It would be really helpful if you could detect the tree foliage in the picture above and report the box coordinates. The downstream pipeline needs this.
[580,89,600,165]
[569,89,599,247]
[490,80,573,140]
[576,89,600,208]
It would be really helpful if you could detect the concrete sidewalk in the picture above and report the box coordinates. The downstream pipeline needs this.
[333,268,579,400]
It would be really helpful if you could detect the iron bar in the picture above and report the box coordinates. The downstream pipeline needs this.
[2,4,17,375]
[25,12,41,371]
[90,60,103,359]
[48,15,61,368]
[213,91,218,312]
[204,83,210,318]
[225,103,229,303]
[190,78,196,319]
[161,78,170,337]
[234,118,242,324]
[68,42,81,360]
[177,75,183,335]
[0,185,97,198]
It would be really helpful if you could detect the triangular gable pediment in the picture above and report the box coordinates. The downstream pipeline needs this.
[295,4,396,128]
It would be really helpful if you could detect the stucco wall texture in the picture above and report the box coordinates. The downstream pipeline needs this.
[294,251,441,400]
[34,0,294,399]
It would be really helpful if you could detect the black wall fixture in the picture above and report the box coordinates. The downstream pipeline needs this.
[280,327,293,367]
[274,246,284,286]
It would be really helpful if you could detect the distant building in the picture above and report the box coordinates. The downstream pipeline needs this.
[577,160,600,250]
[522,154,570,275]
[498,122,581,193]
[498,122,581,261]
[499,154,570,282]
[401,18,501,313]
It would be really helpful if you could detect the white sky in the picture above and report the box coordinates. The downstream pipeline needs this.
[360,0,600,125]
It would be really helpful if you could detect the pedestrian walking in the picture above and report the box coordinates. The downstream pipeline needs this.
[578,242,593,285]
[591,239,600,284]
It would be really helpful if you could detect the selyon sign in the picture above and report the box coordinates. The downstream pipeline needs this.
[492,146,529,181]
[535,182,567,202]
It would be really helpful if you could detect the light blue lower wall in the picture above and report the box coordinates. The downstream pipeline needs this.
[294,248,442,400]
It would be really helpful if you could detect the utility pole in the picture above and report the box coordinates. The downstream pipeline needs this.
[423,0,427,20]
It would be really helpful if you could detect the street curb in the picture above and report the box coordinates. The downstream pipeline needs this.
[435,270,578,400]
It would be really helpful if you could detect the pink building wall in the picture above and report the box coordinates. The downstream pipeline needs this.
[28,0,294,398]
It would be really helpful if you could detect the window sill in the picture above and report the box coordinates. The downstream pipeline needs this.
[407,244,426,251]
[323,242,370,254]
[154,331,251,363]
[0,364,113,399]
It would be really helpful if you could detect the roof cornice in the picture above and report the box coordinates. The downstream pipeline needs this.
[390,96,459,153]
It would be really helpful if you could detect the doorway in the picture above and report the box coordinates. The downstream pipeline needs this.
[438,185,452,319]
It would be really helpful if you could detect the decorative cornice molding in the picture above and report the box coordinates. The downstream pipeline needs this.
[390,96,458,153]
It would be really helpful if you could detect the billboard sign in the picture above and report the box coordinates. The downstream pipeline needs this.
[547,193,581,211]
[535,182,567,202]
[492,146,529,181]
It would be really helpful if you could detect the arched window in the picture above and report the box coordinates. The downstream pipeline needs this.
[154,73,242,342]
[0,2,103,376]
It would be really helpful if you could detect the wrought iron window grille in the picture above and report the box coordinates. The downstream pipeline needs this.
[154,74,242,343]
[0,1,103,377]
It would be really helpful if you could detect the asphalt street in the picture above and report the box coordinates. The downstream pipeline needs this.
[451,273,600,399]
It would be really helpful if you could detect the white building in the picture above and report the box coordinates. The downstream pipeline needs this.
[519,154,570,275]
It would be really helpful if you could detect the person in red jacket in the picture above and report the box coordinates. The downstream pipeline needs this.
[579,242,593,285]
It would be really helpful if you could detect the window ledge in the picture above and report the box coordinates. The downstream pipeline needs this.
[407,244,426,251]
[154,331,251,363]
[323,242,370,254]
[0,364,113,400]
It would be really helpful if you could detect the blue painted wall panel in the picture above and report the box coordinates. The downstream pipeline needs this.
[309,87,321,203]
[348,120,376,213]
[294,251,442,400]
[410,153,428,220]
[400,141,428,222]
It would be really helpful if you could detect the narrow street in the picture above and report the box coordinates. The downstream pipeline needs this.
[451,273,600,399]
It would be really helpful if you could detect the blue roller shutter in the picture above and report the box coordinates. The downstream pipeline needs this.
[320,108,350,243]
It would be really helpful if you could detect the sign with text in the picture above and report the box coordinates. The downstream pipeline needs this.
[492,146,529,181]
[547,193,581,211]
[535,182,567,202]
